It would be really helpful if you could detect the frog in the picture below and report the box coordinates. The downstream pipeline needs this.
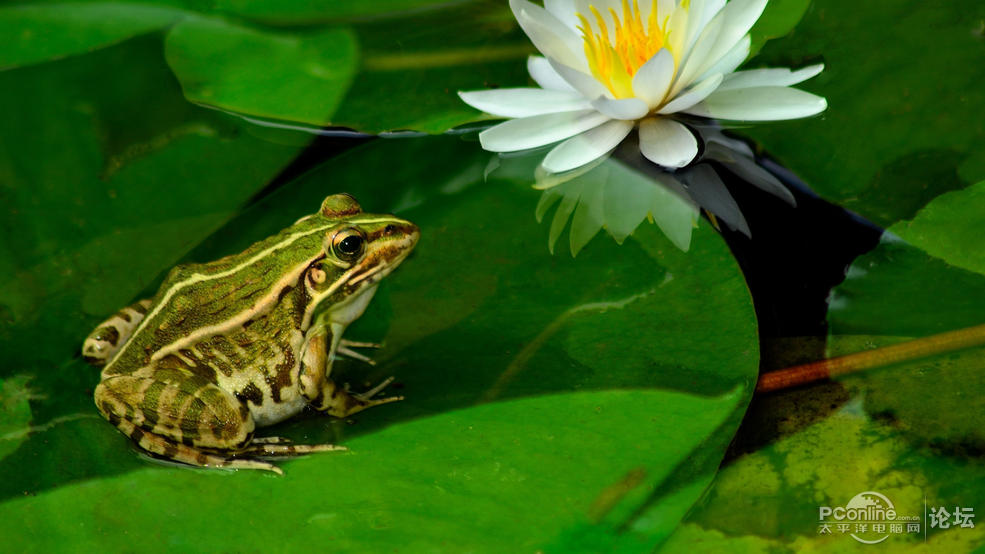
[82,194,419,474]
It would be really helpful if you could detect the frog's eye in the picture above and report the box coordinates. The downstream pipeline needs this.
[332,228,366,262]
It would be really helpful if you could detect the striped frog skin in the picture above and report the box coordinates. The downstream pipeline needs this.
[83,194,419,474]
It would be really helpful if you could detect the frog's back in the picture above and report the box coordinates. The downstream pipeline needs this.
[98,224,325,376]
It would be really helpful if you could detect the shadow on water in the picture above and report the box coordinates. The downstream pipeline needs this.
[715,150,884,459]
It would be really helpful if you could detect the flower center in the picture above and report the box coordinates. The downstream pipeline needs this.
[578,0,676,98]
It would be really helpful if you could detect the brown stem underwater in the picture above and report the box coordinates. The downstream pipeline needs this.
[756,322,985,394]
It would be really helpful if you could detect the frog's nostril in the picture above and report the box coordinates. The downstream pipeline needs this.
[384,224,396,235]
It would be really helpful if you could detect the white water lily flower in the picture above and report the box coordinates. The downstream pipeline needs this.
[459,0,826,174]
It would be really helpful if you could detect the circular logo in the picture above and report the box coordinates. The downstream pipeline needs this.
[847,491,895,544]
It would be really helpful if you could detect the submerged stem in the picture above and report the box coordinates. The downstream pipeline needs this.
[756,322,985,394]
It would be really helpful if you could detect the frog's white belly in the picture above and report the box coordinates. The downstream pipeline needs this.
[251,394,307,427]
[210,328,309,427]
[215,366,307,427]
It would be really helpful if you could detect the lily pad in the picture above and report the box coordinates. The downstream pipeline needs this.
[0,388,741,552]
[742,0,985,227]
[164,16,358,125]
[748,0,811,55]
[887,180,985,276]
[0,2,186,70]
[830,180,985,336]
[825,181,985,450]
[206,0,470,25]
[0,376,35,462]
[331,2,532,133]
[664,406,985,552]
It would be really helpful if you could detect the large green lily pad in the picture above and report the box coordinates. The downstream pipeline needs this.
[164,16,358,125]
[0,113,759,552]
[1,389,741,552]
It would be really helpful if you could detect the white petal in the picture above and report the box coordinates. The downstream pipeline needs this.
[541,119,634,173]
[638,118,698,168]
[658,73,723,114]
[666,2,691,57]
[671,13,724,96]
[510,0,588,72]
[527,56,576,92]
[684,86,828,121]
[684,0,726,54]
[696,34,750,81]
[543,0,582,32]
[718,64,824,91]
[479,109,611,152]
[590,96,649,120]
[632,49,675,108]
[549,58,610,99]
[459,88,590,118]
[698,0,767,77]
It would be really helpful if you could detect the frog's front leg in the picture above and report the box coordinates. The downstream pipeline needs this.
[336,339,379,365]
[299,330,402,418]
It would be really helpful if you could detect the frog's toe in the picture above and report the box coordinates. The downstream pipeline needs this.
[251,436,292,445]
[336,345,377,365]
[352,376,398,401]
[220,458,284,475]
[337,339,382,365]
[239,442,347,459]
[339,339,381,349]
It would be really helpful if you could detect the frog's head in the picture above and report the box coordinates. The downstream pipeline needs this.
[301,194,419,326]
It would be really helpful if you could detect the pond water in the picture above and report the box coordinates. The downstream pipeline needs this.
[1,1,984,552]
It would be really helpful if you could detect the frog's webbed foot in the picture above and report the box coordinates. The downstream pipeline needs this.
[323,376,403,418]
[336,339,381,366]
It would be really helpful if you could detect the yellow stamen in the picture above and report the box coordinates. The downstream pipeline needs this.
[578,0,677,98]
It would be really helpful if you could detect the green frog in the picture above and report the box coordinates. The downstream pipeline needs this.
[82,194,419,474]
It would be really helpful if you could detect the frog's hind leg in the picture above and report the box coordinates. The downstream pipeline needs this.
[82,299,152,366]
[95,372,281,474]
[111,413,284,474]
